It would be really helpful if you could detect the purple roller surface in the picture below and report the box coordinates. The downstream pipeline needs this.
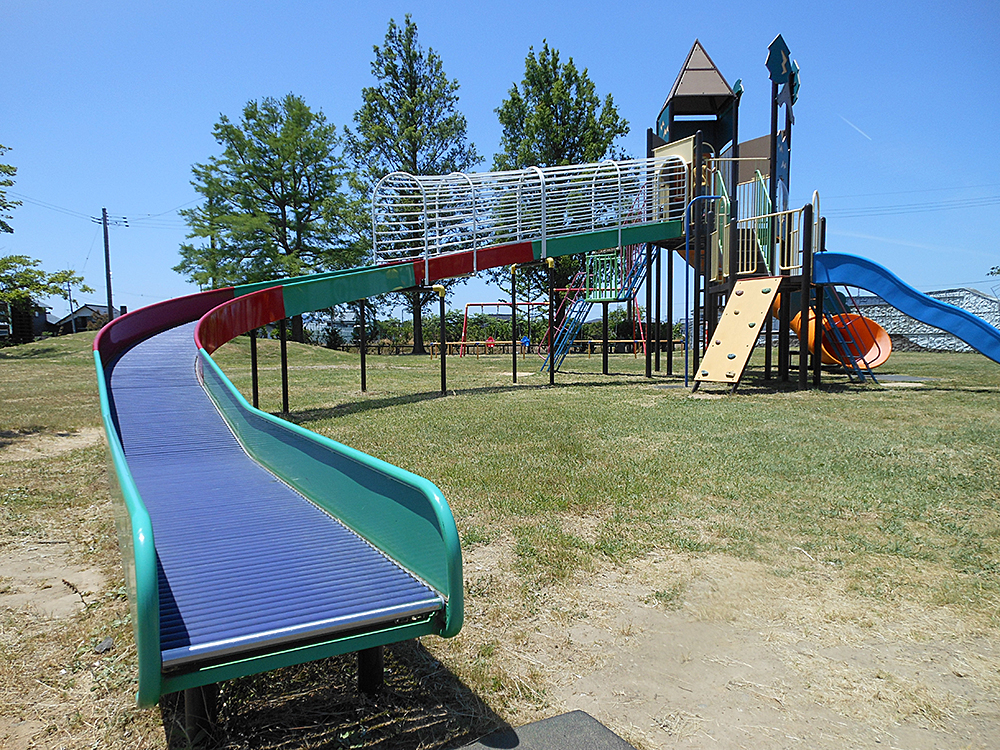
[108,322,443,670]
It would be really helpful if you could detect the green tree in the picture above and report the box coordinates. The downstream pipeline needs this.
[175,94,365,340]
[1,255,93,343]
[494,41,629,171]
[345,15,481,354]
[990,266,999,276]
[1,145,22,234]
[0,255,92,307]
[491,42,629,324]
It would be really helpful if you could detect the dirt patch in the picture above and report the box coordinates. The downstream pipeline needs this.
[0,427,103,463]
[0,540,105,618]
[448,544,1000,750]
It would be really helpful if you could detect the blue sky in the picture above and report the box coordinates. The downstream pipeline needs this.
[4,1,998,322]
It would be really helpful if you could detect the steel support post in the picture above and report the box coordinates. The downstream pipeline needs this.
[359,299,367,393]
[511,265,517,384]
[250,328,259,409]
[358,646,384,696]
[547,258,555,385]
[602,301,609,375]
[279,318,289,413]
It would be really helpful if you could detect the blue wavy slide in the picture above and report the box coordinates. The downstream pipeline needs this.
[813,252,1000,365]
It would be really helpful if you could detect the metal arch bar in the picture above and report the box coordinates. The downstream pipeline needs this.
[449,171,478,271]
[811,190,822,257]
[433,173,475,260]
[591,160,623,248]
[527,166,547,258]
[515,171,533,242]
[372,171,428,264]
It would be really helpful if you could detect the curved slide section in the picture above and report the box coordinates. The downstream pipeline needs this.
[814,252,1000,365]
[96,216,687,706]
[791,309,893,369]
[94,269,463,706]
[774,290,892,369]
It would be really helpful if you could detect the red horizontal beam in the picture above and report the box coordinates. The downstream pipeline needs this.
[414,242,536,285]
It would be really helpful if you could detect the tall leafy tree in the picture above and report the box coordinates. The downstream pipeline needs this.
[1,255,93,343]
[345,15,481,353]
[494,42,628,171]
[175,94,364,340]
[0,255,92,306]
[1,145,22,234]
[491,42,629,322]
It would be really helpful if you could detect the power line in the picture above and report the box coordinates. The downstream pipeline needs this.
[824,195,1000,219]
[824,182,1000,200]
[7,191,92,220]
[9,189,191,227]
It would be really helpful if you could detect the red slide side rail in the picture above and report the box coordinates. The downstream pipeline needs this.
[94,288,235,364]
[414,241,535,285]
[195,286,286,354]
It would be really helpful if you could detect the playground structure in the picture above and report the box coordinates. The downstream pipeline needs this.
[93,37,1000,736]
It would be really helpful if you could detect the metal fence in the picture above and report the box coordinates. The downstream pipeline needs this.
[372,155,689,269]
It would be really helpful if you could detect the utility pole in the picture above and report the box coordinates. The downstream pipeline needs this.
[92,208,128,321]
[66,281,76,333]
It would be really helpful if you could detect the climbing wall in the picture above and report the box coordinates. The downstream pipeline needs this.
[695,277,782,387]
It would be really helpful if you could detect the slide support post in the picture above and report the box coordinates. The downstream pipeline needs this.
[547,257,555,385]
[602,301,609,375]
[359,298,367,393]
[645,242,653,378]
[434,285,446,394]
[799,203,813,390]
[511,265,517,384]
[279,318,289,414]
[250,328,259,409]
[358,646,384,696]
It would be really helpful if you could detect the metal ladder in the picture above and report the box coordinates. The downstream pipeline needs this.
[540,243,659,373]
[821,287,877,384]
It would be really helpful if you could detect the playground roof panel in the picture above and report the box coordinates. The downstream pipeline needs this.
[663,40,735,115]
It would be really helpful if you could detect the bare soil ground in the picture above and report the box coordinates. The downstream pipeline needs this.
[445,539,1000,749]
[2,347,999,749]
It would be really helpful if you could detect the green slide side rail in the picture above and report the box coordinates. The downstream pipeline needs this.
[197,350,463,637]
[94,350,162,706]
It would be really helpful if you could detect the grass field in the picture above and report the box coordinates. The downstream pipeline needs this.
[1,331,998,748]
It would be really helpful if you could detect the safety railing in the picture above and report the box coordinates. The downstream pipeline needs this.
[372,155,689,268]
[586,252,621,302]
[718,171,732,279]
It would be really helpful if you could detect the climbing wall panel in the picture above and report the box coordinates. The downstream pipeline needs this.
[695,277,782,386]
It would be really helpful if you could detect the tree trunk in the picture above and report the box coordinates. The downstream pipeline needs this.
[410,290,426,355]
[291,314,305,343]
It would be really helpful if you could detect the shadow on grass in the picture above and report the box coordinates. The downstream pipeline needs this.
[0,345,61,360]
[282,377,671,425]
[0,427,45,449]
[160,641,507,750]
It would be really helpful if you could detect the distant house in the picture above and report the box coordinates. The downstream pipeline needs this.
[53,304,121,335]
[853,288,1000,352]
[0,301,51,344]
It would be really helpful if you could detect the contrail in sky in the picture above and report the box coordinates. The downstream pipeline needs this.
[839,115,873,140]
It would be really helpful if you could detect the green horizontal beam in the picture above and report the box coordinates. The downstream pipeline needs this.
[281,263,417,318]
[533,220,683,259]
